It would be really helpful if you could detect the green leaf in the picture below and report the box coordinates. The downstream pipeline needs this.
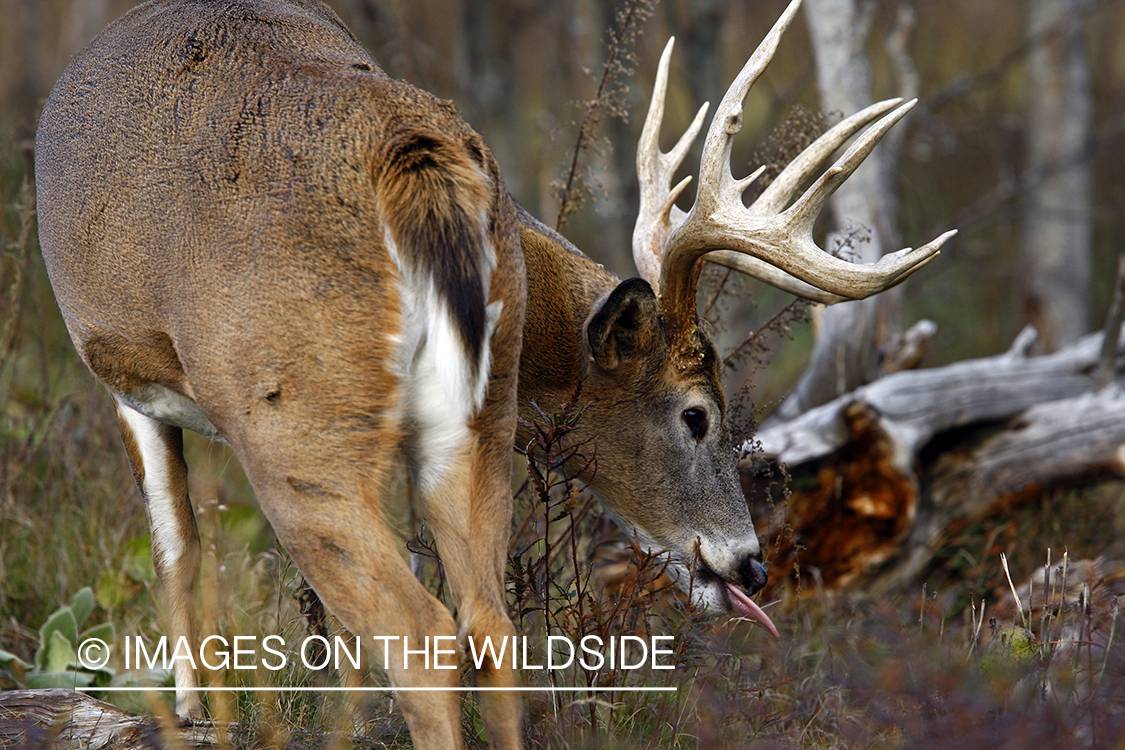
[44,630,78,674]
[109,668,174,714]
[70,587,96,627]
[89,668,115,688]
[0,647,32,679]
[113,667,174,688]
[36,606,78,670]
[26,670,97,689]
[77,663,116,688]
[82,621,116,645]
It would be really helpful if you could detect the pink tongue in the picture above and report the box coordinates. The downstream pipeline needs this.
[725,583,779,638]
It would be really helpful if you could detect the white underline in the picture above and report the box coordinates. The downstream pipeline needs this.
[77,686,677,693]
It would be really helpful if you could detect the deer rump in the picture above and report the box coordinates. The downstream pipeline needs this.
[37,0,515,489]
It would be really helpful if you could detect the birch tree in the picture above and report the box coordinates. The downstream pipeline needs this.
[1021,0,1093,351]
[772,0,908,422]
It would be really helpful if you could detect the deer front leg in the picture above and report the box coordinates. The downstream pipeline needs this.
[114,401,204,721]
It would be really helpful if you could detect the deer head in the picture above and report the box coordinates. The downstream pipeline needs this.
[516,0,953,635]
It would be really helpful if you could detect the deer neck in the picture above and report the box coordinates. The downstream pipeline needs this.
[514,207,617,429]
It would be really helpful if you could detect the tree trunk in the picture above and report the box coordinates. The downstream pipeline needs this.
[1020,0,1093,351]
[773,0,903,422]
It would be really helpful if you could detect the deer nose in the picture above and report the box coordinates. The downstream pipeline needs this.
[740,554,768,595]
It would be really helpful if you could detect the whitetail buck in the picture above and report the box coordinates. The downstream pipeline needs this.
[35,0,951,747]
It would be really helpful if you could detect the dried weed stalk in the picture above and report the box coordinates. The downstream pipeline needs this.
[554,0,655,231]
[510,385,705,741]
[0,179,35,371]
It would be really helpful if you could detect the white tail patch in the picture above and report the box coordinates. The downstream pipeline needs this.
[386,230,500,493]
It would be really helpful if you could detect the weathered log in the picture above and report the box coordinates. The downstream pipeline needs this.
[874,388,1125,594]
[745,328,1125,596]
[0,689,223,750]
[751,327,1121,467]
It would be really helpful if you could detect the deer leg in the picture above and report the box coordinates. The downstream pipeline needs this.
[245,466,465,750]
[422,449,522,750]
[114,400,203,720]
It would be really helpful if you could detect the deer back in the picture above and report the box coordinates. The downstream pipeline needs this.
[37,0,523,466]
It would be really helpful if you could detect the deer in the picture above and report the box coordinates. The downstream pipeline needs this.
[34,0,952,747]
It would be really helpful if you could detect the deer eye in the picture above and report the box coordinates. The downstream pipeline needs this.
[682,408,708,441]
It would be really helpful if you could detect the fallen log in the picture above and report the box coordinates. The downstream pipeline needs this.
[0,689,223,750]
[744,327,1125,596]
[751,326,1115,468]
[883,388,1125,594]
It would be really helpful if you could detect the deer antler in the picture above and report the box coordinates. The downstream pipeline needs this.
[633,0,956,330]
[632,37,708,292]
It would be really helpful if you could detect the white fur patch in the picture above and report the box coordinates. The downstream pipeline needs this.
[115,403,203,718]
[385,230,498,493]
[115,401,189,568]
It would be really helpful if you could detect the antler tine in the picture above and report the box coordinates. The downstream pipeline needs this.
[632,37,709,290]
[651,2,955,323]
[703,98,911,305]
[784,99,915,232]
[694,0,803,211]
[655,0,804,322]
[706,228,956,305]
[638,0,952,335]
[756,99,958,298]
[749,98,902,216]
[704,253,851,304]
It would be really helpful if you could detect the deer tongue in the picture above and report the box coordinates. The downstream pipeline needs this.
[725,582,779,638]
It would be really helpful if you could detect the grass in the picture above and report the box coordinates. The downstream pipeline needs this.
[3,136,1125,749]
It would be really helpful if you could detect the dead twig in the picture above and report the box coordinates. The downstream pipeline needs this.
[554,0,655,231]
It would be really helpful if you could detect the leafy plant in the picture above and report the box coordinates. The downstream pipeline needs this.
[0,586,115,688]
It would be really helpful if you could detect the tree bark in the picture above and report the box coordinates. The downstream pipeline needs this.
[0,689,221,750]
[752,326,1111,467]
[1020,0,1093,351]
[774,0,903,422]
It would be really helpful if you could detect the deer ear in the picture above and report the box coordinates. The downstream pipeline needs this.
[586,278,661,371]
